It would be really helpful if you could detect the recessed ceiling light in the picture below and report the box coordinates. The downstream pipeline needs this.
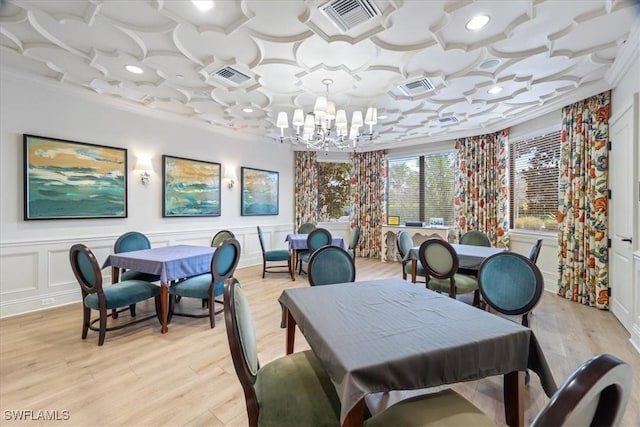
[479,58,500,70]
[488,86,503,95]
[175,74,185,80]
[377,115,387,120]
[125,65,144,74]
[466,15,490,31]
[242,107,253,113]
[192,0,214,12]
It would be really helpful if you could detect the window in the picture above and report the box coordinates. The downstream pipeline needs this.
[317,161,351,222]
[387,152,455,225]
[509,130,561,232]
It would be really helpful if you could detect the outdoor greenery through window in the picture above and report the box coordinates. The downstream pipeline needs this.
[509,130,561,232]
[317,161,351,222]
[387,153,455,225]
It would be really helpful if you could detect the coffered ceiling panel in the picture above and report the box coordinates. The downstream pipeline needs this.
[1,0,638,151]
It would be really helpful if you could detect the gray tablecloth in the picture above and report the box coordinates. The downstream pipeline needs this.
[102,245,215,285]
[279,278,556,424]
[406,243,504,271]
[285,233,347,250]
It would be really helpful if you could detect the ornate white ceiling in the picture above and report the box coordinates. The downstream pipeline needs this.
[1,0,638,150]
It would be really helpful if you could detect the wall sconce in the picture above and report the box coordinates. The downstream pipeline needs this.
[135,157,153,185]
[224,167,237,189]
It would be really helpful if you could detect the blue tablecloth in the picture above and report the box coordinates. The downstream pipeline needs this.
[285,233,347,250]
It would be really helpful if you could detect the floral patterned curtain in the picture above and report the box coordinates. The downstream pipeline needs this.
[294,151,318,231]
[350,150,387,258]
[557,91,610,308]
[453,130,509,248]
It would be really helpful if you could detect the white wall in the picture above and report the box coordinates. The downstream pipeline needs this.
[0,73,295,317]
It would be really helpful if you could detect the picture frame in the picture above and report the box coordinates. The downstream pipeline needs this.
[23,134,127,220]
[241,167,279,216]
[387,216,400,226]
[163,155,221,217]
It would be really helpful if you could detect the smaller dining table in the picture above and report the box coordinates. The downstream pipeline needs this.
[405,243,504,282]
[102,245,216,333]
[284,233,347,280]
[279,278,557,427]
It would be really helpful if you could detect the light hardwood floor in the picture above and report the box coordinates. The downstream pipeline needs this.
[1,258,639,426]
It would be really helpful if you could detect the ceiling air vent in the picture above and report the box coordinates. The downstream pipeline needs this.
[321,0,380,32]
[211,66,250,85]
[438,116,459,124]
[398,78,435,96]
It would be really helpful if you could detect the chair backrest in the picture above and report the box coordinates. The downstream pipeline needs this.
[308,246,356,286]
[297,222,316,234]
[306,228,332,253]
[460,230,491,247]
[477,252,543,318]
[396,231,414,259]
[528,238,543,264]
[256,226,266,255]
[211,229,235,247]
[224,278,260,425]
[418,238,458,280]
[531,354,632,427]
[69,244,103,295]
[114,231,151,253]
[349,225,361,250]
[212,238,241,287]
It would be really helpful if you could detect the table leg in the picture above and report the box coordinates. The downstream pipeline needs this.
[342,399,365,427]
[286,309,296,355]
[291,249,297,281]
[160,285,169,334]
[504,370,524,427]
[411,260,417,283]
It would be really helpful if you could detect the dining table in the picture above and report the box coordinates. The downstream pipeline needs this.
[279,278,557,427]
[284,233,347,280]
[102,244,216,333]
[406,243,505,281]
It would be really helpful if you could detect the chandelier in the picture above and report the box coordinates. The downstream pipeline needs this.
[276,79,378,150]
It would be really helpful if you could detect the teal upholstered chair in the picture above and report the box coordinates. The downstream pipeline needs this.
[168,238,240,328]
[211,229,235,247]
[460,230,491,247]
[223,278,341,427]
[308,246,356,286]
[418,238,480,305]
[396,231,426,282]
[69,244,161,346]
[257,226,294,280]
[528,238,543,264]
[347,225,361,258]
[299,228,332,274]
[294,222,316,271]
[365,354,631,427]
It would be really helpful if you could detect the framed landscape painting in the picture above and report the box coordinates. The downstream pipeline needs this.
[23,134,127,220]
[241,167,279,216]
[163,155,221,217]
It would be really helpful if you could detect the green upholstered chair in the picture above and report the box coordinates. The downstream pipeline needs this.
[418,238,480,305]
[69,243,161,346]
[528,238,543,264]
[223,278,341,427]
[299,228,332,274]
[257,226,294,280]
[365,354,631,427]
[477,252,543,327]
[396,231,426,282]
[460,230,492,247]
[168,238,240,328]
[294,222,316,271]
[211,229,235,247]
[308,245,356,286]
[347,225,361,258]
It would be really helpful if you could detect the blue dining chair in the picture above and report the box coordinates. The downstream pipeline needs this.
[211,229,235,247]
[307,245,356,286]
[294,222,316,271]
[460,230,492,247]
[69,244,161,346]
[528,238,543,264]
[168,238,240,328]
[396,231,426,282]
[347,225,361,259]
[299,228,332,274]
[224,278,341,426]
[257,226,294,280]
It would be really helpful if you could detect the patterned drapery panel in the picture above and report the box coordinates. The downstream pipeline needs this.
[557,91,610,308]
[294,151,318,231]
[453,130,509,248]
[350,150,387,258]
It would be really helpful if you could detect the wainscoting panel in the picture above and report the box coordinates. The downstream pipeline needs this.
[0,224,292,318]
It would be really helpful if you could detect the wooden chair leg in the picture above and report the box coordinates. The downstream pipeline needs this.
[154,296,162,324]
[130,304,136,317]
[167,295,175,324]
[209,300,215,328]
[262,261,266,278]
[82,306,90,339]
[98,307,107,346]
